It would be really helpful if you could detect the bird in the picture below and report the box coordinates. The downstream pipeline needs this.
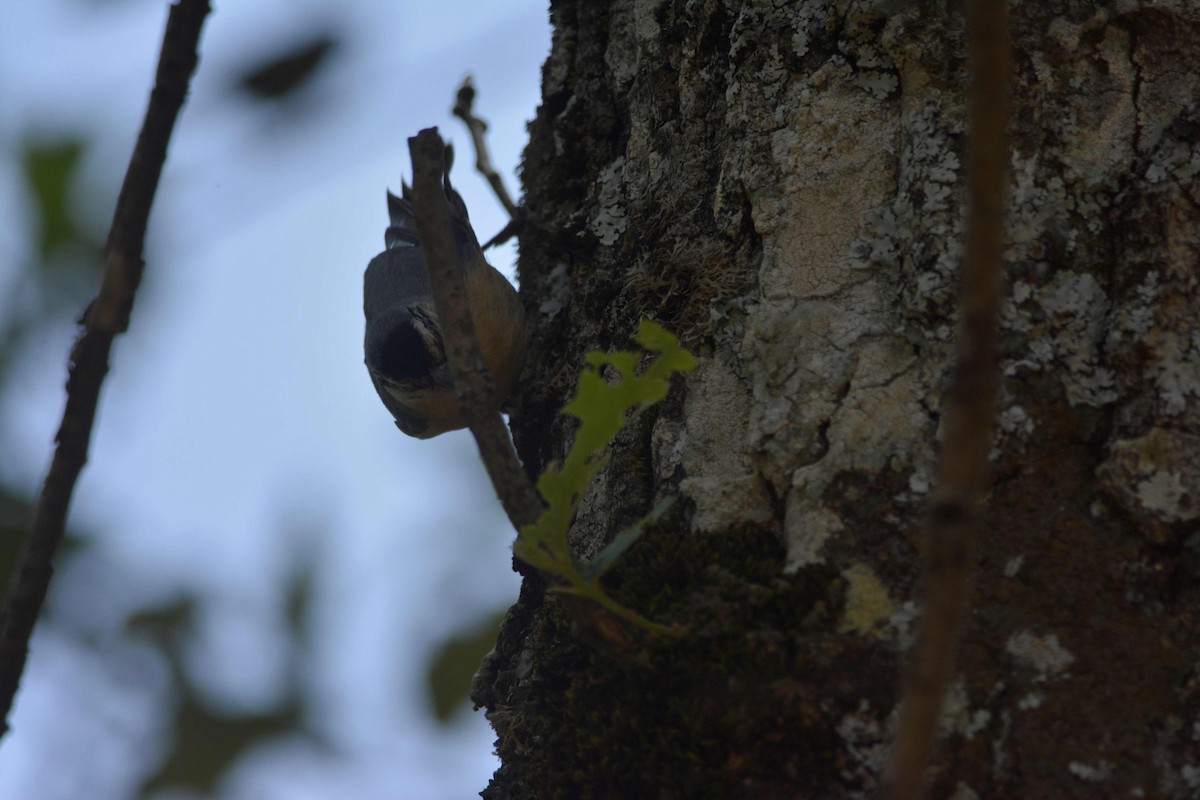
[363,156,527,439]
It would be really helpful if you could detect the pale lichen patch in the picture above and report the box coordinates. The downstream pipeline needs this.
[1002,271,1119,407]
[1069,760,1114,782]
[538,263,570,321]
[1017,691,1044,711]
[887,600,918,651]
[1006,631,1075,681]
[589,157,628,246]
[942,680,992,740]
[1183,765,1200,791]
[948,783,980,800]
[1099,428,1200,540]
[666,359,774,532]
[836,700,890,788]
[784,504,842,570]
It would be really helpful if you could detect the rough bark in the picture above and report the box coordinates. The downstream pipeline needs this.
[474,1,1200,797]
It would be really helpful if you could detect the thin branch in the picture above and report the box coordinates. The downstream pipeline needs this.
[407,128,543,530]
[452,77,520,219]
[0,0,211,738]
[877,1,1010,798]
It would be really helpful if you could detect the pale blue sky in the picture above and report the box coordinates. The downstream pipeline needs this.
[0,1,550,797]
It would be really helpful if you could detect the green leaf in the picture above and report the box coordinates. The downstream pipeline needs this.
[637,319,699,378]
[514,323,695,635]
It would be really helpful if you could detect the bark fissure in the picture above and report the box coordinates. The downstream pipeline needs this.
[476,2,1200,797]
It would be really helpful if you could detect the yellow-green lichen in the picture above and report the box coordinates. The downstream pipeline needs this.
[839,562,895,638]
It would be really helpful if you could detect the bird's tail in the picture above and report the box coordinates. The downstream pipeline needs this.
[384,145,478,254]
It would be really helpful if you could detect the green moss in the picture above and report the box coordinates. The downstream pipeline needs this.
[486,524,897,799]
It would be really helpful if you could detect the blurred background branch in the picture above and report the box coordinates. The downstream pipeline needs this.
[0,0,212,738]
[878,0,1011,796]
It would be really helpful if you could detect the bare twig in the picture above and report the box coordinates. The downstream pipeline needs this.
[407,129,543,530]
[452,77,520,219]
[877,1,1010,798]
[0,0,211,737]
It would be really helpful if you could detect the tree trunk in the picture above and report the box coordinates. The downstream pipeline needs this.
[473,1,1200,797]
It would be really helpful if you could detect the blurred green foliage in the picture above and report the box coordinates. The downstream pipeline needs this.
[0,138,103,380]
[1,131,323,797]
[26,140,86,260]
[128,595,305,797]
[146,696,304,797]
[426,610,505,722]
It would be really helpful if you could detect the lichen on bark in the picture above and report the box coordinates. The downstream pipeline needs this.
[475,2,1200,797]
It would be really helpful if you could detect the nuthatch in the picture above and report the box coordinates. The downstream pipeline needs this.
[363,162,526,438]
